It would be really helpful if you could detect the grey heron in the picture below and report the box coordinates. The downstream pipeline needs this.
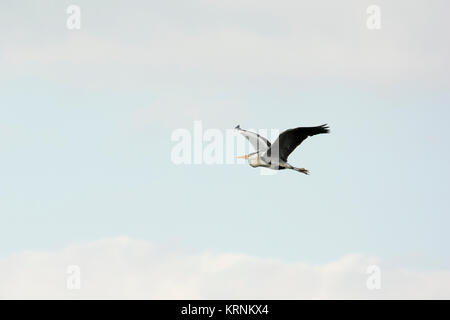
[235,124,329,175]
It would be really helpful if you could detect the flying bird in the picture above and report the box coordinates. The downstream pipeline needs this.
[235,124,329,175]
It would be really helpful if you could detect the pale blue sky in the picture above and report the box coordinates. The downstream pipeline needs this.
[1,0,449,272]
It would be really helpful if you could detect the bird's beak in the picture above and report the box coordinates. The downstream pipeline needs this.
[237,154,249,159]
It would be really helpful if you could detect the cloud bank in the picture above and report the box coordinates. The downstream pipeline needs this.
[1,237,449,299]
[1,0,449,87]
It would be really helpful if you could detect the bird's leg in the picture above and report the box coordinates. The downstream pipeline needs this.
[294,167,309,175]
[285,163,309,175]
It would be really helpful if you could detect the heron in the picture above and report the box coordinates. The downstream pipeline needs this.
[235,124,329,175]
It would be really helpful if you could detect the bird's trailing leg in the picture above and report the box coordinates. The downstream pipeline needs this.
[293,167,309,175]
[285,163,309,175]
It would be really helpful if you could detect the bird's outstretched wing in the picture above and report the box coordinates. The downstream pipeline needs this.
[235,125,271,152]
[265,124,329,162]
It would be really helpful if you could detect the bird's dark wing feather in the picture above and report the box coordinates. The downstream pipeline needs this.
[265,124,329,161]
[235,125,271,152]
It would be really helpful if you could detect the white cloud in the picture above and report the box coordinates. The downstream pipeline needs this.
[1,237,449,299]
[1,0,449,88]
[1,1,448,128]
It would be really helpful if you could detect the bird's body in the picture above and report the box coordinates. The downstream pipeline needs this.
[235,124,329,175]
[246,153,270,168]
[246,153,287,170]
